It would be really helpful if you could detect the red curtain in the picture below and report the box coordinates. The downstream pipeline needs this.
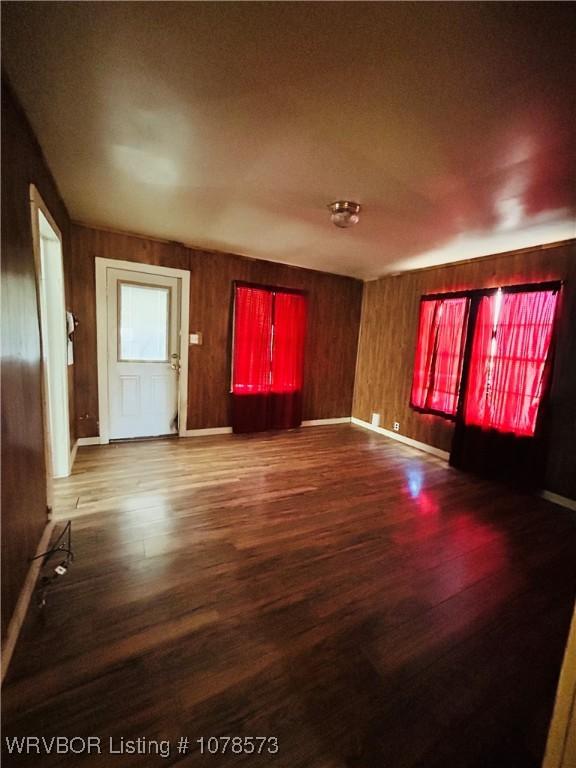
[271,292,307,393]
[410,297,469,416]
[232,286,273,394]
[464,289,558,436]
[410,300,438,410]
[463,294,494,425]
[232,285,307,432]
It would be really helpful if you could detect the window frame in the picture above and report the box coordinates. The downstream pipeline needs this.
[409,294,470,420]
[117,280,171,363]
[410,280,562,421]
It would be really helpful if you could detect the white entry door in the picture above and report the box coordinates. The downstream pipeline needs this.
[107,268,180,439]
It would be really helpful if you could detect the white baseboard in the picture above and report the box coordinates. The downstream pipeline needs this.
[302,418,351,426]
[182,420,351,435]
[351,417,450,461]
[77,436,102,446]
[183,420,351,435]
[541,490,576,512]
[352,419,576,506]
[1,520,55,684]
[181,427,233,437]
[79,421,352,442]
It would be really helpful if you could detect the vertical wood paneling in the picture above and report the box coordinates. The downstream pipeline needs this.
[1,81,73,638]
[70,227,188,437]
[353,240,576,498]
[187,248,363,428]
[70,226,363,435]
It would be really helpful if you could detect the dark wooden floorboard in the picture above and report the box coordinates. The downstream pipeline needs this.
[3,425,575,767]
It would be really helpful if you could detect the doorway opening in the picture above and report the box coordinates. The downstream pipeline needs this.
[95,258,190,443]
[30,185,71,485]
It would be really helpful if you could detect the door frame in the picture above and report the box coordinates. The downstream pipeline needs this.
[95,257,190,444]
[30,185,71,502]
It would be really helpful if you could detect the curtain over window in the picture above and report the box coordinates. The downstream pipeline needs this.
[232,286,273,395]
[410,297,469,416]
[271,291,307,394]
[232,284,307,432]
[464,289,558,437]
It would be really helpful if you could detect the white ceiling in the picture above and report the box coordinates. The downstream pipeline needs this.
[2,2,575,279]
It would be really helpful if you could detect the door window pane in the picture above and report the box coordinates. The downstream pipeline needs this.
[119,283,169,361]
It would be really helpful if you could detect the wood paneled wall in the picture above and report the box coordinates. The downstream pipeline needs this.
[1,81,74,638]
[353,240,576,499]
[70,225,363,436]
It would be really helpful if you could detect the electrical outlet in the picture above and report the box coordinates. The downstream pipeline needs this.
[393,422,400,432]
[371,412,380,427]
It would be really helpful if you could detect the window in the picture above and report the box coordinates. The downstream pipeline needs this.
[410,296,469,417]
[410,283,560,435]
[464,288,559,436]
[118,282,170,362]
[232,284,307,394]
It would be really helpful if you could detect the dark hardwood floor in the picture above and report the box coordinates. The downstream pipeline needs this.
[3,425,576,767]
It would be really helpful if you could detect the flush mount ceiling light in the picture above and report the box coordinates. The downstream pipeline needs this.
[328,200,361,228]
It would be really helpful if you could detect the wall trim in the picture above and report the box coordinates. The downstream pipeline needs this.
[371,237,576,280]
[77,436,102,446]
[80,422,354,440]
[351,417,450,460]
[302,418,351,426]
[29,184,71,502]
[351,420,576,506]
[182,427,233,437]
[181,424,350,436]
[72,220,361,283]
[182,420,352,435]
[541,490,576,512]
[1,521,55,684]
[543,604,576,768]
